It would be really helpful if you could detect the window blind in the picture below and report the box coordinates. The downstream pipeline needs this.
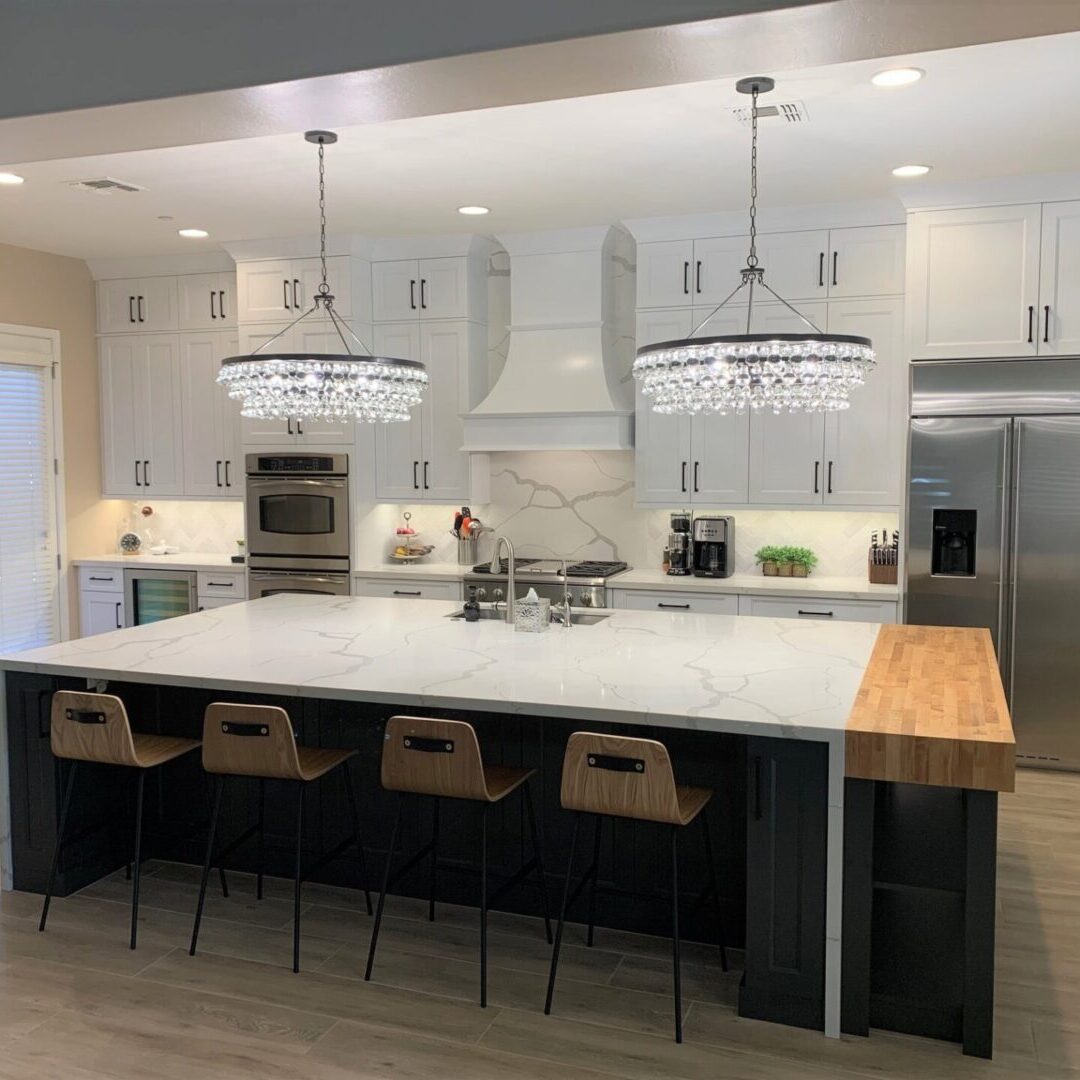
[0,362,59,652]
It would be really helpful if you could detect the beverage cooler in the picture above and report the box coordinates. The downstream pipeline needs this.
[122,569,198,626]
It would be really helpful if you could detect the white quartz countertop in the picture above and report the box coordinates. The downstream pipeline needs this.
[74,554,244,572]
[0,594,880,741]
[352,561,899,601]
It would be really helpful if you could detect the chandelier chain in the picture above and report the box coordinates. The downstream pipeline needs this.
[317,138,329,296]
[747,85,759,269]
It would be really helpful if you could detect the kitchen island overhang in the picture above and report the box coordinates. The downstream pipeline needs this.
[0,595,1013,1057]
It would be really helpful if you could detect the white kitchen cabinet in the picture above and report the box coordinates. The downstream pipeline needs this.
[236,257,352,322]
[1038,200,1080,356]
[197,570,247,601]
[180,331,242,496]
[372,258,473,322]
[99,335,184,497]
[690,236,752,306]
[97,277,178,333]
[373,321,486,503]
[79,590,125,636]
[178,272,237,330]
[828,225,905,299]
[354,577,463,601]
[615,589,739,616]
[736,595,897,623]
[822,297,904,506]
[907,204,1042,360]
[636,241,694,309]
[754,230,830,301]
[78,566,123,592]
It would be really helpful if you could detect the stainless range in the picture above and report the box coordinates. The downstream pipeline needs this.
[464,559,629,609]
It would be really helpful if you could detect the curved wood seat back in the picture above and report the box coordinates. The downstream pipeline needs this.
[51,691,139,767]
[202,702,303,780]
[381,716,490,800]
[560,732,688,826]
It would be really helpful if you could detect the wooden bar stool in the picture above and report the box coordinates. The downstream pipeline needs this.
[39,690,224,949]
[365,716,552,1007]
[545,732,728,1043]
[189,702,372,973]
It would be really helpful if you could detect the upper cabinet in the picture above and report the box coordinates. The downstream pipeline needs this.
[236,256,355,322]
[372,257,482,322]
[177,272,237,330]
[97,277,179,333]
[636,225,904,309]
[1038,201,1080,357]
[179,331,242,496]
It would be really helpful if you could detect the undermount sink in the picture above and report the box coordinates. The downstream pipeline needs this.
[446,608,612,626]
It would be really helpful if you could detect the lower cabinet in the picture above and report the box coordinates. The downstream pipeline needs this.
[616,589,739,616]
[353,577,463,601]
[79,591,125,636]
[737,596,898,623]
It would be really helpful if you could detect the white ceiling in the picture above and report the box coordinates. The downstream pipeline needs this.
[3,31,1080,260]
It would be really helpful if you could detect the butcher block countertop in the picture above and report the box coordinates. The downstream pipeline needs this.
[846,624,1015,793]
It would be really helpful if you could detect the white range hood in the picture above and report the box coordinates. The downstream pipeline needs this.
[463,226,635,451]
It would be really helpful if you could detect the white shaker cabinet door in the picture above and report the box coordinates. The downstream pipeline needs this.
[373,322,425,499]
[692,235,751,307]
[753,230,830,302]
[180,332,241,497]
[80,591,125,636]
[1038,200,1080,356]
[636,241,694,309]
[292,256,352,318]
[907,204,1041,359]
[828,225,905,299]
[823,298,904,506]
[99,336,142,496]
[97,279,142,334]
[236,260,294,322]
[373,260,421,322]
[419,321,473,502]
[178,273,228,330]
[418,258,469,319]
[236,324,296,446]
[137,335,185,496]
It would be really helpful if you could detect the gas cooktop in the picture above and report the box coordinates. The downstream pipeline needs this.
[468,558,629,583]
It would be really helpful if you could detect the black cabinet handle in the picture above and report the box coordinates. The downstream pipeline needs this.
[216,460,222,487]
[210,290,217,320]
[818,252,825,287]
[423,461,430,489]
[219,290,226,319]
[393,590,422,597]
[1027,305,1034,343]
[224,460,231,487]
[693,461,700,493]
[752,756,762,820]
[410,279,417,310]
[134,460,141,487]
[695,260,702,294]
[413,461,419,490]
[129,296,136,324]
[284,280,291,311]
[1044,305,1051,344]
[293,279,301,309]
[798,609,834,617]
[657,602,690,609]
[287,418,293,436]
[115,601,122,629]
[420,279,427,309]
[207,581,234,588]
[137,295,145,322]
[813,461,820,494]
[681,461,687,493]
[827,460,834,495]
[88,576,114,582]
[296,419,303,435]
[683,261,689,295]
[831,252,838,287]
[143,459,150,487]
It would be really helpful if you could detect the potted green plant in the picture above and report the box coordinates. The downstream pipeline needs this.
[787,546,819,578]
[755,545,784,577]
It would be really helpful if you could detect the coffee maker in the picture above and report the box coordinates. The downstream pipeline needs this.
[692,515,735,578]
[667,511,692,576]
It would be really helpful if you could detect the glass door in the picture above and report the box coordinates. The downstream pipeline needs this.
[124,571,196,625]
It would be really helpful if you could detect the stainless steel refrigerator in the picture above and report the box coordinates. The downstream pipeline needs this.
[908,359,1080,770]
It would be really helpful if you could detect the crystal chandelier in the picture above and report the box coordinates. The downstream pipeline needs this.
[217,131,428,423]
[633,77,874,416]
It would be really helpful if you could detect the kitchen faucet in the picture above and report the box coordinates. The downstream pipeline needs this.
[555,558,573,628]
[490,536,515,623]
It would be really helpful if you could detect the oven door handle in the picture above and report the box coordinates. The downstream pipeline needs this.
[246,477,347,490]
[249,571,348,584]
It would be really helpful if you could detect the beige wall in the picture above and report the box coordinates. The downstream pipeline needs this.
[0,242,118,574]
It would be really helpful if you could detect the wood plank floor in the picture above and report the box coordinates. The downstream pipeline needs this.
[0,768,1076,1078]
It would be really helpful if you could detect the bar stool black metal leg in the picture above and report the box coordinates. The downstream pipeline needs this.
[342,763,372,915]
[480,802,489,1008]
[586,814,603,948]
[365,793,403,982]
[672,824,683,1044]
[545,811,581,1015]
[292,781,305,973]
[190,775,224,956]
[256,777,265,901]
[130,770,147,949]
[429,796,440,922]
[39,760,78,933]
[701,807,728,971]
[523,782,552,944]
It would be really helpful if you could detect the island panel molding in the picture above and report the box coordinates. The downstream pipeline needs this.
[845,625,1015,792]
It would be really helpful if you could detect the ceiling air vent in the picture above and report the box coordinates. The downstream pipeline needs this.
[729,101,807,125]
[67,177,146,194]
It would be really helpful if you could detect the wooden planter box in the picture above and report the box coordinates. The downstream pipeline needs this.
[762,561,779,576]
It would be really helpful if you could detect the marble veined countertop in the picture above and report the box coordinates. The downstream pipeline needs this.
[0,594,880,741]
[74,553,243,571]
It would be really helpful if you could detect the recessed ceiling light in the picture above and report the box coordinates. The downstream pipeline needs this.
[872,67,924,88]
[892,164,931,178]
[0,172,25,185]
[178,227,209,238]
[457,205,490,216]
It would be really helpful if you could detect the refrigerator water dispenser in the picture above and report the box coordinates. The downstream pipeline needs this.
[931,509,977,577]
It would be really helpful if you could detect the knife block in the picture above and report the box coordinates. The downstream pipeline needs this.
[868,558,898,585]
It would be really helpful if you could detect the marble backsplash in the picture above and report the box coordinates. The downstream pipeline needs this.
[354,451,898,577]
[107,500,245,555]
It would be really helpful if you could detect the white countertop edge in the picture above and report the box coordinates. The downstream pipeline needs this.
[74,554,244,572]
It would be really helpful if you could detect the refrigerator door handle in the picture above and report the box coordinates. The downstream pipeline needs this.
[1005,422,1022,700]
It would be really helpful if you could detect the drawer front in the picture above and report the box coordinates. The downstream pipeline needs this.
[738,596,897,623]
[197,596,243,610]
[197,571,248,599]
[78,566,123,592]
[617,589,739,615]
[355,578,462,601]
